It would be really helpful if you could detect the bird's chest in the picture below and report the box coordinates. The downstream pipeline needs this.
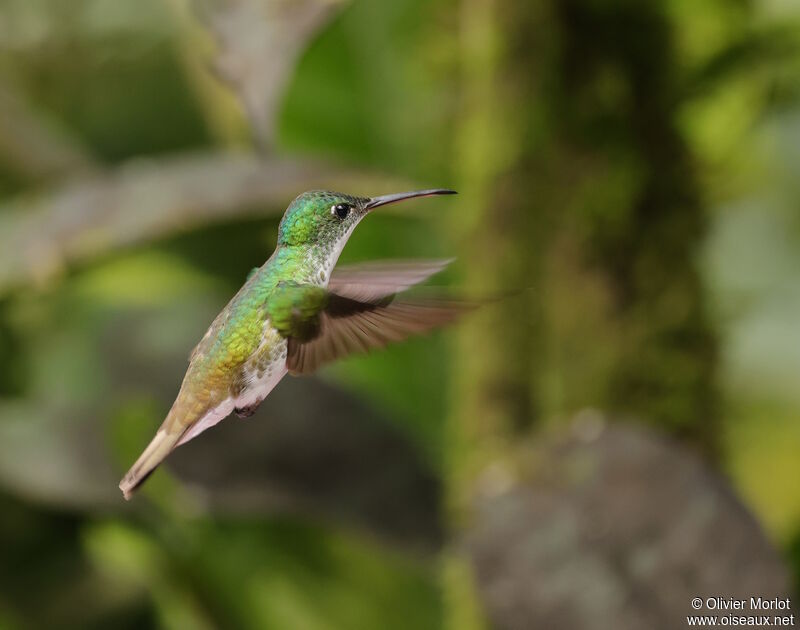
[232,323,288,401]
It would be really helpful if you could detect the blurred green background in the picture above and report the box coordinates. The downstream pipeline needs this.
[0,0,799,628]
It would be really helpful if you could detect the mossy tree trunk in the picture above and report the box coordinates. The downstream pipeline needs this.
[445,0,719,626]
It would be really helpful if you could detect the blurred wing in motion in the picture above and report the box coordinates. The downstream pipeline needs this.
[329,258,453,302]
[286,293,471,375]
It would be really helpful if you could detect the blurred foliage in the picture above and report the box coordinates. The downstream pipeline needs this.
[0,0,798,627]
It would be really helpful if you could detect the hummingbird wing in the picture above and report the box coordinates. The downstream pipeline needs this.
[286,293,471,375]
[328,258,453,302]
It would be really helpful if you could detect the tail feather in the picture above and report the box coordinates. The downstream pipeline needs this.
[119,428,184,500]
[119,395,236,500]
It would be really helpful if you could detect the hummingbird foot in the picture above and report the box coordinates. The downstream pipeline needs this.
[234,401,262,418]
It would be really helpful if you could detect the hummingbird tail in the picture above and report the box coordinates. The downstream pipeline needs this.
[119,428,183,500]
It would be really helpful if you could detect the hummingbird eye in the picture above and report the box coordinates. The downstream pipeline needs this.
[331,203,351,220]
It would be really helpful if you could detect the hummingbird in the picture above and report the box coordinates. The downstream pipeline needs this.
[119,188,465,499]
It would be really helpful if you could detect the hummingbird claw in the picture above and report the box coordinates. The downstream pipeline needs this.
[234,402,261,418]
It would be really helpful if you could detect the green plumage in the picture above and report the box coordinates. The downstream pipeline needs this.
[267,282,328,341]
[119,188,458,500]
[167,191,364,420]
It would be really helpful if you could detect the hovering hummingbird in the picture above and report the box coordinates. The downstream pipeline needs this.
[119,188,465,499]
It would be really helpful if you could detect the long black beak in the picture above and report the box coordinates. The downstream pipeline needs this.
[365,188,456,211]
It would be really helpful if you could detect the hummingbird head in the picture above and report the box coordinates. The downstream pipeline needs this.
[277,189,456,248]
